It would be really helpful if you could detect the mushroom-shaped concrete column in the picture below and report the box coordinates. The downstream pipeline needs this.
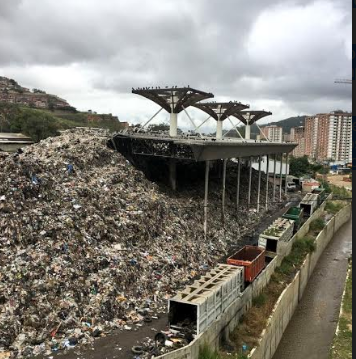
[232,110,272,140]
[132,87,214,137]
[193,101,249,140]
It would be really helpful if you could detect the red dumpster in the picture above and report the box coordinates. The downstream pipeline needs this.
[227,245,266,283]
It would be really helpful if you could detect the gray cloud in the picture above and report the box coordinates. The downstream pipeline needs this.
[0,0,352,123]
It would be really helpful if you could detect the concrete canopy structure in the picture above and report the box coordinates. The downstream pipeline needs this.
[232,110,272,140]
[132,86,214,136]
[193,101,249,140]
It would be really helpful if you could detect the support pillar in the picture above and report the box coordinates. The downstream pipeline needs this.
[257,156,262,212]
[236,158,241,212]
[273,154,277,201]
[169,112,178,137]
[285,153,289,195]
[279,154,283,201]
[216,116,223,140]
[248,157,253,208]
[266,155,270,210]
[245,124,251,140]
[222,159,227,223]
[169,158,177,191]
[204,160,210,242]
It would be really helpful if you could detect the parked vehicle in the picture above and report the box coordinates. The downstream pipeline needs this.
[287,182,297,191]
[227,245,266,283]
[282,207,304,233]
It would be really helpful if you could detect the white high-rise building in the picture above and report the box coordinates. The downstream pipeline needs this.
[305,112,352,162]
[262,125,283,143]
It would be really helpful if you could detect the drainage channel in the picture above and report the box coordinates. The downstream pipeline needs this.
[273,216,352,359]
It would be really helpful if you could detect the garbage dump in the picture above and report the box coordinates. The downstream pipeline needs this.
[0,128,281,358]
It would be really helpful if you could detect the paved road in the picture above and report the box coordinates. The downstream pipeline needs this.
[273,216,352,359]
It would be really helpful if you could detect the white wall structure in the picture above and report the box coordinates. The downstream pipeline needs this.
[262,126,283,143]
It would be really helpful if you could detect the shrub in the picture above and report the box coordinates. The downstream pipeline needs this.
[253,293,267,308]
[325,201,344,214]
[199,345,220,359]
[310,218,325,232]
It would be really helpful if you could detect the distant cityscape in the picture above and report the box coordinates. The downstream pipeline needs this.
[260,111,352,163]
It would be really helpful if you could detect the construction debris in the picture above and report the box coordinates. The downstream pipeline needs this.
[0,128,280,358]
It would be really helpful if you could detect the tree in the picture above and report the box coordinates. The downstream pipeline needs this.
[289,156,313,177]
[0,103,20,132]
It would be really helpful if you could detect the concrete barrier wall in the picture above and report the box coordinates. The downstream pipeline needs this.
[157,197,348,359]
[248,203,351,359]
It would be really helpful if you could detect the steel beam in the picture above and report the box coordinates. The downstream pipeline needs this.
[248,157,253,208]
[236,158,241,211]
[285,153,289,195]
[222,159,227,223]
[257,155,262,212]
[279,154,283,201]
[265,155,270,210]
[273,154,277,200]
[169,158,177,191]
[204,160,210,241]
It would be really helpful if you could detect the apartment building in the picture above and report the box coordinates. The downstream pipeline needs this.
[304,112,352,162]
[290,126,306,157]
[262,125,283,143]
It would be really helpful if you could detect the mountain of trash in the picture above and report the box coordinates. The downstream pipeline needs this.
[0,128,277,358]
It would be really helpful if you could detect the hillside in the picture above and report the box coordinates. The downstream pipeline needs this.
[0,76,128,141]
[0,102,127,142]
[0,76,74,111]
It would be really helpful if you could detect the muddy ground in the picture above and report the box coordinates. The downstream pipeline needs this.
[273,215,352,359]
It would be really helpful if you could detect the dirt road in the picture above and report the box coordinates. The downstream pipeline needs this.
[273,216,352,359]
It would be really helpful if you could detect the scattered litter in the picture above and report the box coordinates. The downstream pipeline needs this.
[0,128,280,358]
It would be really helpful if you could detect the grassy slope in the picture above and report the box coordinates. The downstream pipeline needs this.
[330,260,352,359]
[1,104,124,135]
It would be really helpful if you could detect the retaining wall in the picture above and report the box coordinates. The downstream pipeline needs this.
[248,203,351,359]
[156,196,345,359]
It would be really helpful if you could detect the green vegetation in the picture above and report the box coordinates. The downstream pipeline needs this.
[289,156,324,177]
[252,293,267,308]
[320,181,352,200]
[0,102,124,142]
[199,345,220,359]
[276,237,316,277]
[199,345,247,359]
[263,228,282,237]
[330,260,352,359]
[325,201,346,215]
[310,218,325,233]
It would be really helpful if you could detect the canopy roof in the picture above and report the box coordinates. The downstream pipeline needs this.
[132,86,214,114]
[192,101,249,121]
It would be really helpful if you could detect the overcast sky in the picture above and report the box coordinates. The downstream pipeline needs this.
[0,0,352,132]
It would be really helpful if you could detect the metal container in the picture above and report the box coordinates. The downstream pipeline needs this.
[227,245,265,283]
[282,206,304,232]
